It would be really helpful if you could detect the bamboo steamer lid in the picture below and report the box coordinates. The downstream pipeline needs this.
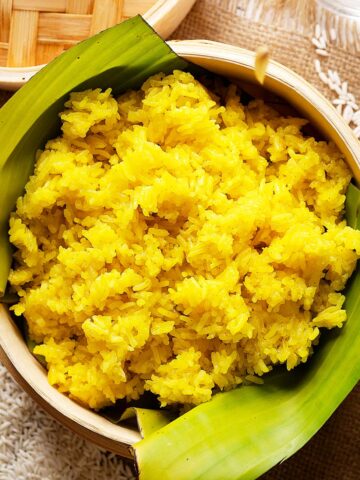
[0,0,196,68]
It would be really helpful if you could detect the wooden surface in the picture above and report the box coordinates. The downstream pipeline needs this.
[0,0,156,66]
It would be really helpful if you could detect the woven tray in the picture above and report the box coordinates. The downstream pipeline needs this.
[0,0,192,67]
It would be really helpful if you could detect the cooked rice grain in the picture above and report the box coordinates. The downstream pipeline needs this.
[8,70,360,408]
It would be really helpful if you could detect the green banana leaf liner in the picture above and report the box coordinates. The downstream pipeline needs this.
[0,16,359,480]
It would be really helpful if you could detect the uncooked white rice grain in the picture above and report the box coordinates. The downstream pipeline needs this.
[314,59,321,73]
[332,98,345,106]
[327,69,334,81]
[330,28,337,41]
[333,71,340,84]
[312,37,323,49]
[342,105,353,124]
[354,125,360,138]
[318,35,327,49]
[319,71,329,84]
[352,111,360,126]
[316,48,329,56]
[315,24,321,39]
[333,84,343,96]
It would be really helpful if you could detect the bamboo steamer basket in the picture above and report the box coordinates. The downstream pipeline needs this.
[0,0,196,90]
[0,39,360,460]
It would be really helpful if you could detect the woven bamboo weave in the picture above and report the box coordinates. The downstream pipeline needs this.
[0,0,157,67]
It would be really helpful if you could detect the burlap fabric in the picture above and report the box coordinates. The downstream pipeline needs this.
[0,2,359,478]
[172,0,360,99]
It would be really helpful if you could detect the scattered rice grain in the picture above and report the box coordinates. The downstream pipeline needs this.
[312,37,323,49]
[343,104,354,124]
[319,71,329,84]
[316,48,329,57]
[330,28,337,41]
[352,110,360,125]
[333,71,340,84]
[332,98,345,106]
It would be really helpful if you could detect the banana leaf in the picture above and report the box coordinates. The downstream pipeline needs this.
[121,407,177,437]
[0,15,188,296]
[346,183,360,230]
[134,182,360,479]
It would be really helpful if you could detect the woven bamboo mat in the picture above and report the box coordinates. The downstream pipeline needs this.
[0,0,155,67]
[0,1,360,479]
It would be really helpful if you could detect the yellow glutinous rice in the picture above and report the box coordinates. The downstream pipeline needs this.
[8,71,360,409]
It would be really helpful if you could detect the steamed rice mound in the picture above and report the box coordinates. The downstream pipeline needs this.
[8,70,360,409]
